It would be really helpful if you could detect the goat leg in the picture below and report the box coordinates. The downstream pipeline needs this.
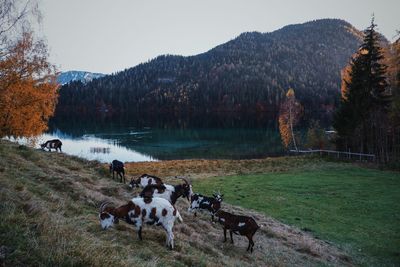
[230,230,234,244]
[138,226,143,241]
[223,227,227,242]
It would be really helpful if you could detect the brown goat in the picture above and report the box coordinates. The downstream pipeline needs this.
[214,210,259,253]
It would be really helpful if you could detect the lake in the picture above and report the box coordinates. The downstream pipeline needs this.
[14,115,285,163]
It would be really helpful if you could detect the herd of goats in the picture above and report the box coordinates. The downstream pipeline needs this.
[39,139,260,252]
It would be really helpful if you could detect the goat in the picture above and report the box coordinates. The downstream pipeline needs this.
[109,159,125,183]
[188,192,223,221]
[129,174,163,188]
[214,210,259,253]
[139,177,192,205]
[99,197,182,249]
[40,139,62,152]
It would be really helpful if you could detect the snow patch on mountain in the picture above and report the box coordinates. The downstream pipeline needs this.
[57,71,105,85]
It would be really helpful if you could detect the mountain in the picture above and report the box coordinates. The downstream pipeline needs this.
[57,71,105,85]
[56,19,363,121]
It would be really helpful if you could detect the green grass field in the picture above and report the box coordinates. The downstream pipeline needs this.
[193,163,400,266]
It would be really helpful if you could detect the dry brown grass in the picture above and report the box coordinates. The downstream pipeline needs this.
[0,140,351,266]
[124,156,326,181]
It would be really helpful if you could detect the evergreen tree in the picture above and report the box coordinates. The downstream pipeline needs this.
[333,18,391,161]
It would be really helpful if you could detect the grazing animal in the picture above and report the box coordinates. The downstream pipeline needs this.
[99,197,183,249]
[40,139,62,152]
[188,192,223,221]
[139,177,192,205]
[129,174,163,188]
[214,210,259,253]
[109,160,125,183]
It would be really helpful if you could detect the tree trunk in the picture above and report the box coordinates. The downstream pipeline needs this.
[289,104,298,152]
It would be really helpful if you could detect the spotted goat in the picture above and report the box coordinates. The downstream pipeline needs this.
[214,210,259,253]
[188,192,223,221]
[129,174,163,188]
[99,197,183,249]
[139,177,192,205]
[109,159,125,183]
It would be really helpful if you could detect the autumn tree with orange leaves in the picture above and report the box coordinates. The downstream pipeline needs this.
[0,0,58,137]
[279,88,303,151]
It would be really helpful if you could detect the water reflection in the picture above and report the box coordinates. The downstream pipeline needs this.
[90,147,111,154]
[8,133,156,163]
[42,115,284,162]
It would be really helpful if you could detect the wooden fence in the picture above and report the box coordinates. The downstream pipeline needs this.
[289,149,376,162]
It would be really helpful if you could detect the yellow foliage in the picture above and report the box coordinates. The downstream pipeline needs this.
[279,88,303,149]
[0,32,58,137]
[341,64,352,100]
[279,113,291,148]
[286,88,295,98]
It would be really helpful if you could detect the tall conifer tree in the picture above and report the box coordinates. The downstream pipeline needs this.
[333,18,390,160]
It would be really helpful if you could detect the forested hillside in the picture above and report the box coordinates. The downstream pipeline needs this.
[56,19,363,121]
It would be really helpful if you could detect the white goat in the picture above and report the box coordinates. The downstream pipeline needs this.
[99,197,183,249]
[139,177,193,205]
[129,174,163,188]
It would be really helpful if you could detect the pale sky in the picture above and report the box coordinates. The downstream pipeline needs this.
[39,0,400,74]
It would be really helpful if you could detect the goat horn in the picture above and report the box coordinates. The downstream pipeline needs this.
[99,201,110,213]
[179,176,191,185]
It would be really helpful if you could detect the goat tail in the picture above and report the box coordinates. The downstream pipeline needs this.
[258,223,267,229]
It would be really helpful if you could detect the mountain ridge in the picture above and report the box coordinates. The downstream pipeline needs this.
[56,19,363,121]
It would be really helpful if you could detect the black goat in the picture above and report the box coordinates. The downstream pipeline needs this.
[214,210,259,253]
[40,139,62,152]
[109,159,125,183]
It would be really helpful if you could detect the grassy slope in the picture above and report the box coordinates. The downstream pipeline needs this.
[193,164,400,266]
[0,140,352,267]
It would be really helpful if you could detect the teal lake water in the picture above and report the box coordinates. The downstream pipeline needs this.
[30,116,285,162]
